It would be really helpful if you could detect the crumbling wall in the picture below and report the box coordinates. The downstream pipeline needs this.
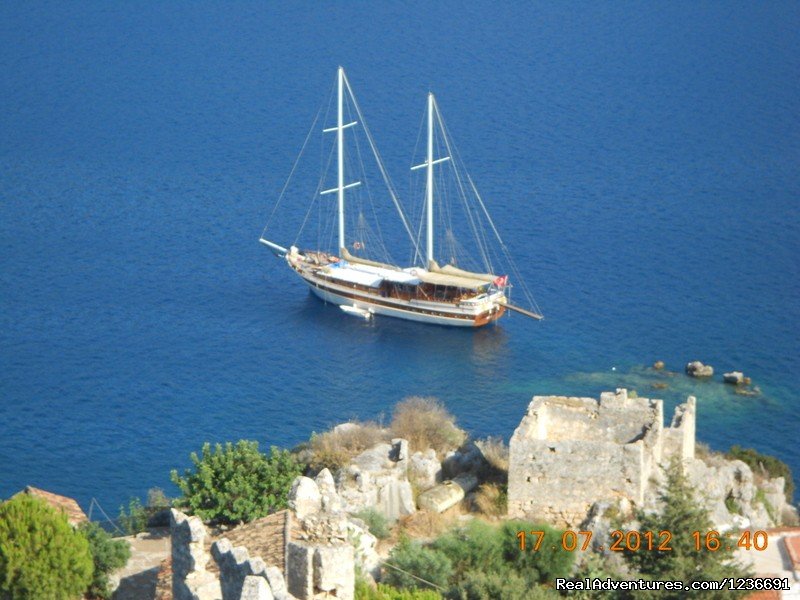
[170,509,221,600]
[662,397,696,462]
[508,389,672,528]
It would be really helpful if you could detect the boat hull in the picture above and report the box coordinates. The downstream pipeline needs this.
[301,273,503,328]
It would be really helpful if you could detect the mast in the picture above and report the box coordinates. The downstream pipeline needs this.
[321,67,360,253]
[426,93,434,267]
[337,67,345,252]
[412,93,450,268]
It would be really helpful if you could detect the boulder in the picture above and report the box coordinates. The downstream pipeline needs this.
[723,371,745,385]
[409,449,442,491]
[315,469,342,513]
[653,360,665,371]
[289,477,322,519]
[685,361,714,378]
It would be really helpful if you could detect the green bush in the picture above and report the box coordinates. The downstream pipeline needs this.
[117,497,148,535]
[445,570,532,600]
[430,520,504,579]
[171,440,303,525]
[727,445,794,501]
[356,579,443,599]
[79,522,131,599]
[383,538,452,591]
[0,494,93,600]
[355,508,391,540]
[499,520,574,584]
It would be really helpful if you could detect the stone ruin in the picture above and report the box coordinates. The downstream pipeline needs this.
[170,465,384,600]
[508,388,797,531]
[508,388,694,527]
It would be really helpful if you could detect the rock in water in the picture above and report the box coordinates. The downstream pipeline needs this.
[723,371,745,385]
[686,361,714,377]
[653,360,665,370]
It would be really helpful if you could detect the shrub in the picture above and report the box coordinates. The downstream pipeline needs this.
[727,445,794,502]
[499,520,574,584]
[0,494,93,600]
[171,440,303,525]
[356,579,443,599]
[117,497,148,535]
[355,508,391,540]
[309,422,388,472]
[430,520,504,579]
[445,570,555,600]
[383,538,452,591]
[79,522,131,599]
[390,397,466,456]
[146,487,170,510]
[475,437,508,479]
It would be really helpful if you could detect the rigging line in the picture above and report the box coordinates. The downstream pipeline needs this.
[341,71,421,260]
[434,101,493,273]
[261,102,326,242]
[467,172,543,314]
[295,139,336,247]
[349,104,393,264]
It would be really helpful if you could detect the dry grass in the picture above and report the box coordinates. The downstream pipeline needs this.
[390,396,466,457]
[472,483,507,518]
[476,437,509,473]
[308,421,388,472]
[394,508,455,542]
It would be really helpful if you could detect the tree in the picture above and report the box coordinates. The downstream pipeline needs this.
[383,538,452,591]
[79,522,131,599]
[0,494,93,600]
[171,440,303,525]
[624,460,750,599]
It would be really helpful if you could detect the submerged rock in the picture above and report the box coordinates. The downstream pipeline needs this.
[653,360,665,371]
[723,371,745,385]
[686,361,714,378]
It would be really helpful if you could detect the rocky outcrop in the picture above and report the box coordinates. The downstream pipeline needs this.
[686,361,714,377]
[723,371,745,385]
[335,440,415,522]
[408,449,442,490]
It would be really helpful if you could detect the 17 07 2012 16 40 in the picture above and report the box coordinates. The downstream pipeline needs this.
[516,529,769,552]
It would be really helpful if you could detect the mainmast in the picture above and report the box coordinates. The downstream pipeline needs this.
[321,67,360,253]
[426,93,434,267]
[412,93,450,268]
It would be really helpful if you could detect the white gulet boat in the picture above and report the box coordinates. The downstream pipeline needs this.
[260,68,543,328]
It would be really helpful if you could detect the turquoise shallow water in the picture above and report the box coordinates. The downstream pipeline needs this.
[1,2,798,511]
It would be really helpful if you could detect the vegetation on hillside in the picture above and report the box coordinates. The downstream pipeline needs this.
[171,440,302,525]
[623,459,750,598]
[80,522,131,599]
[390,397,466,456]
[727,445,794,502]
[0,494,93,600]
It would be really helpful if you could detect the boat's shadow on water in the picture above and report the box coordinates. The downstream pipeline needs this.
[292,291,510,369]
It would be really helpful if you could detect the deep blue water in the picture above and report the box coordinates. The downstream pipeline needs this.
[1,2,798,514]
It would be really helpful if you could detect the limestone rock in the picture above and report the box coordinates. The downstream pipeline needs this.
[170,509,221,600]
[345,518,380,580]
[409,449,442,491]
[289,477,322,519]
[315,468,342,513]
[335,442,415,522]
[723,371,745,385]
[241,576,274,600]
[685,361,713,377]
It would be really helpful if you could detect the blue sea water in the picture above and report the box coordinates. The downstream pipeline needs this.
[1,2,798,513]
